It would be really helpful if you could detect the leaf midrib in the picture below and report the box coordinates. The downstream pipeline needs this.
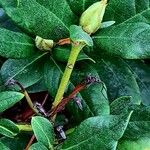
[120,8,150,25]
[1,41,34,46]
[35,0,69,30]
[0,125,17,137]
[93,36,135,41]
[122,60,150,95]
[62,134,98,150]
[33,120,53,149]
[8,52,47,81]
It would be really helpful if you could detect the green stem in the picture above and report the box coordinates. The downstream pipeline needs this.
[17,124,32,132]
[52,43,84,108]
[14,81,39,114]
[24,90,39,114]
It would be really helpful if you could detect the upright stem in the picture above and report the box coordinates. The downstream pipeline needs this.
[52,43,84,108]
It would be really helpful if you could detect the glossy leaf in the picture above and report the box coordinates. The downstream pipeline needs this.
[110,96,134,115]
[0,91,24,112]
[0,0,69,40]
[93,22,150,59]
[0,7,22,32]
[71,62,110,115]
[110,97,150,140]
[104,0,150,24]
[123,105,150,140]
[0,28,35,58]
[125,60,150,106]
[0,133,31,150]
[31,116,54,149]
[26,78,47,93]
[123,121,150,140]
[66,0,99,16]
[29,142,48,150]
[92,56,141,104]
[70,25,93,46]
[1,52,47,90]
[36,0,78,27]
[62,113,132,150]
[117,137,150,150]
[131,105,150,121]
[0,119,19,138]
[0,142,10,150]
[0,8,5,21]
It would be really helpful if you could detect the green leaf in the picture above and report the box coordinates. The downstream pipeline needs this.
[0,71,5,92]
[36,0,78,27]
[0,91,24,112]
[1,52,47,90]
[71,62,110,115]
[0,8,6,22]
[110,96,134,115]
[29,142,48,150]
[0,119,19,138]
[125,60,150,106]
[0,8,22,32]
[70,25,93,46]
[97,1,150,59]
[93,22,150,59]
[44,58,62,97]
[92,56,141,104]
[104,0,150,25]
[130,105,150,121]
[0,142,10,150]
[26,78,47,93]
[66,0,99,16]
[117,137,150,150]
[0,19,22,32]
[62,113,132,150]
[0,133,31,150]
[123,121,150,140]
[0,28,35,58]
[110,97,150,139]
[0,0,69,40]
[53,46,95,63]
[122,105,150,140]
[31,116,54,149]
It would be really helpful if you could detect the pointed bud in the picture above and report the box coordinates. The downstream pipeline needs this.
[74,97,83,110]
[35,36,54,51]
[79,0,107,34]
[56,126,66,140]
[33,102,47,117]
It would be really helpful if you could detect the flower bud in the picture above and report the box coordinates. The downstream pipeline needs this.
[35,36,54,51]
[79,0,107,34]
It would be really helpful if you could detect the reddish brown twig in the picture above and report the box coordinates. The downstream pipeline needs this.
[25,135,35,150]
[57,38,71,45]
[49,75,105,118]
[49,83,86,117]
